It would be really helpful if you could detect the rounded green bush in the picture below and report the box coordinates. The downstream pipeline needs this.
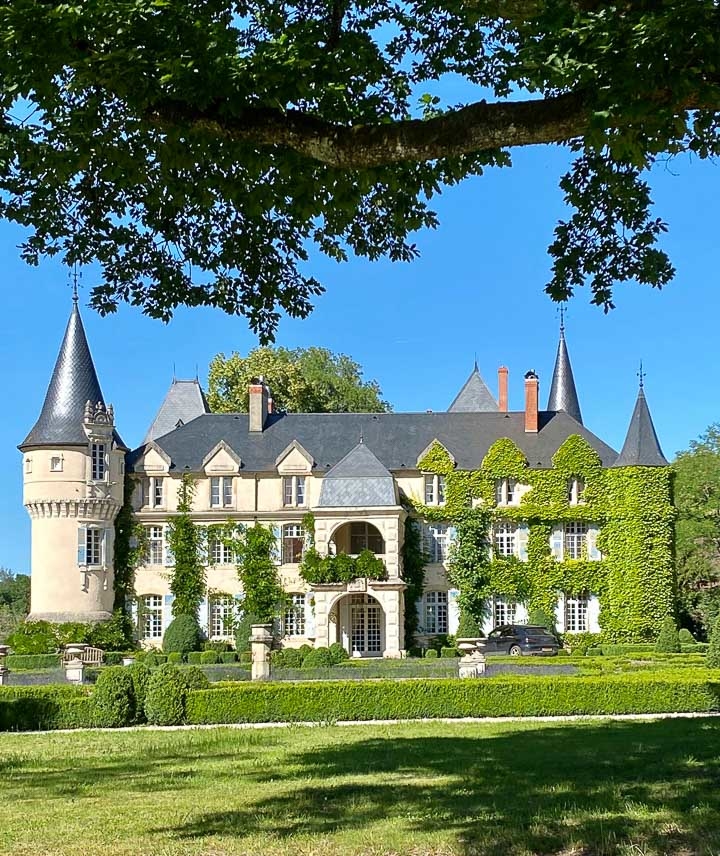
[182,665,210,690]
[92,666,136,727]
[200,650,219,665]
[456,611,483,639]
[424,649,438,659]
[219,651,237,664]
[167,652,184,665]
[273,648,304,669]
[186,651,202,664]
[328,642,349,665]
[301,647,334,668]
[298,643,313,660]
[144,664,187,725]
[707,615,720,668]
[655,616,681,653]
[163,615,202,654]
[126,662,151,724]
[678,628,695,644]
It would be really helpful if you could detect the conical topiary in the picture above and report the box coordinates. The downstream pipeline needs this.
[655,615,680,653]
[707,615,720,668]
[456,610,483,639]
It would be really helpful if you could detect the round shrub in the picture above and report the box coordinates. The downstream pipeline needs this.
[655,616,681,653]
[298,643,313,660]
[186,651,202,665]
[678,628,696,644]
[144,664,187,725]
[181,666,210,690]
[456,611,483,639]
[707,615,720,668]
[92,666,136,728]
[167,652,184,665]
[144,652,167,667]
[220,651,237,664]
[200,650,219,665]
[163,615,202,654]
[273,648,304,669]
[301,647,334,668]
[127,662,151,723]
[328,642,349,665]
[424,648,439,659]
[234,613,260,654]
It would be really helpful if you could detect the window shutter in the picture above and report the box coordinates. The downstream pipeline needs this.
[416,595,425,633]
[517,522,529,561]
[271,525,282,565]
[162,594,174,631]
[77,527,87,566]
[304,592,316,638]
[587,525,601,560]
[554,593,565,632]
[447,588,460,636]
[551,527,563,560]
[164,527,174,566]
[198,596,209,635]
[101,529,108,566]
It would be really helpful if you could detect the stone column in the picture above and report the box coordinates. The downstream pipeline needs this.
[0,643,9,685]
[250,623,273,681]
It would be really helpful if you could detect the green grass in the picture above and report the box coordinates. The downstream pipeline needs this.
[1,717,719,855]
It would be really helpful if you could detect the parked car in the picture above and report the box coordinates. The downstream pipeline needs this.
[477,624,559,657]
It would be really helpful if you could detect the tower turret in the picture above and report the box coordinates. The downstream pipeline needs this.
[19,298,127,622]
[547,309,583,424]
[613,369,668,467]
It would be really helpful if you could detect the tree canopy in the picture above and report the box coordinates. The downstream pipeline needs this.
[674,425,720,636]
[208,345,390,412]
[1,1,719,339]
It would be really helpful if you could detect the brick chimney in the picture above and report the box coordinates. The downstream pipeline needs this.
[249,377,269,433]
[524,370,539,433]
[498,366,509,413]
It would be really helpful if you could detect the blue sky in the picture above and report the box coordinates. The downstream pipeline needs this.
[1,143,718,574]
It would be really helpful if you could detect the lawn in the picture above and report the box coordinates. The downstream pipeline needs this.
[1,718,719,856]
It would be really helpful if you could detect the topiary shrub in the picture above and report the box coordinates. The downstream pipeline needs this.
[181,666,210,690]
[527,608,557,634]
[440,647,459,658]
[328,642,349,665]
[92,666,135,728]
[655,616,681,653]
[234,612,259,654]
[144,652,167,667]
[678,627,696,644]
[144,664,187,725]
[301,647,334,668]
[163,614,201,655]
[167,652,184,665]
[126,662,151,724]
[424,648,438,659]
[298,643,313,660]
[707,615,720,668]
[186,651,202,664]
[220,651,237,664]
[200,650,219,665]
[456,610,483,639]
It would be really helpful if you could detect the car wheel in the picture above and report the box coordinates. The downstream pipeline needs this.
[509,645,522,657]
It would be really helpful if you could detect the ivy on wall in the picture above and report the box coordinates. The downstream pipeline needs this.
[401,517,426,647]
[410,434,675,642]
[167,474,206,618]
[299,511,387,585]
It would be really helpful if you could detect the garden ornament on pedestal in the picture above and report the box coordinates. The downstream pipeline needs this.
[250,624,273,681]
[456,638,487,678]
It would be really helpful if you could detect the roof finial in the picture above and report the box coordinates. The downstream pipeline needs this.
[638,360,645,390]
[69,263,81,304]
[172,363,176,383]
[473,352,478,372]
[559,303,566,334]
[359,430,364,444]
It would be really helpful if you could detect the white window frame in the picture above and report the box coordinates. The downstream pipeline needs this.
[567,477,586,506]
[146,525,164,566]
[564,592,589,631]
[350,522,385,555]
[282,524,305,565]
[91,442,107,482]
[423,590,449,634]
[209,595,236,638]
[493,521,517,557]
[494,478,518,506]
[24,457,32,474]
[283,593,306,636]
[85,527,104,567]
[564,521,588,560]
[50,455,63,472]
[423,474,446,506]
[209,537,235,566]
[423,523,449,563]
[493,596,518,627]
[153,477,163,508]
[141,476,164,508]
[282,475,307,507]
[210,476,234,508]
[142,594,163,640]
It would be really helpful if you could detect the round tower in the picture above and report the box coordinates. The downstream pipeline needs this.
[18,298,127,622]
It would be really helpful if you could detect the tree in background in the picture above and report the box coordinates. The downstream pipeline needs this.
[2,2,720,338]
[0,569,31,639]
[674,425,720,637]
[208,346,389,413]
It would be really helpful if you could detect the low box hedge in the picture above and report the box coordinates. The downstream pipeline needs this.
[185,670,720,725]
[0,686,97,731]
[6,653,61,670]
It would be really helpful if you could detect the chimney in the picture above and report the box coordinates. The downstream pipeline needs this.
[248,377,269,432]
[498,366,509,413]
[524,370,539,433]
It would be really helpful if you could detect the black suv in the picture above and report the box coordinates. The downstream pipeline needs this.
[478,624,559,657]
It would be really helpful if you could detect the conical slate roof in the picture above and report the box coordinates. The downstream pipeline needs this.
[144,379,210,443]
[547,320,582,424]
[20,300,125,450]
[318,441,396,507]
[613,384,667,467]
[448,364,498,412]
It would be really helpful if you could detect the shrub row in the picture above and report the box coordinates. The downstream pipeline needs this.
[0,685,97,730]
[271,643,348,670]
[587,643,708,657]
[6,653,61,670]
[186,671,720,724]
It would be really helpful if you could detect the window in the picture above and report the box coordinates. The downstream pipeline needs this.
[282,475,306,507]
[120,459,125,475]
[493,521,517,557]
[493,596,518,626]
[209,595,236,638]
[146,526,164,565]
[565,592,589,632]
[282,524,305,564]
[140,476,164,508]
[567,478,586,505]
[50,456,63,472]
[283,593,306,636]
[210,476,233,508]
[91,442,106,481]
[423,474,446,506]
[564,521,588,560]
[24,457,32,474]
[423,523,450,563]
[209,538,234,565]
[86,528,103,566]
[424,591,448,634]
[495,478,518,506]
[350,522,384,555]
[142,595,163,639]
[153,478,163,508]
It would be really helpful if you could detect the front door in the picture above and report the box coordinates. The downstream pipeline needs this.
[350,594,382,656]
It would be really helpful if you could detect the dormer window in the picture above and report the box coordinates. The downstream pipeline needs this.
[495,478,518,506]
[424,474,446,506]
[211,476,233,508]
[567,478,586,505]
[140,477,164,508]
[91,442,106,481]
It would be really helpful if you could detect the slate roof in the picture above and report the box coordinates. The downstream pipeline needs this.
[144,379,210,443]
[129,409,618,473]
[547,324,583,424]
[20,301,127,451]
[613,386,667,467]
[318,442,397,507]
[447,365,498,412]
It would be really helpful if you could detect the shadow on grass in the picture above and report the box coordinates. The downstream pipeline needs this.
[157,718,720,855]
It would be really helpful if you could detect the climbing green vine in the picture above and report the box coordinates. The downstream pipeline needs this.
[167,474,206,618]
[401,517,426,647]
[299,510,387,584]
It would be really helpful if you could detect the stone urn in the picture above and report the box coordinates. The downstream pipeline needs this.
[456,637,487,678]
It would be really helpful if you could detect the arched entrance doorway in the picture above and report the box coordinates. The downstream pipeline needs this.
[331,593,385,657]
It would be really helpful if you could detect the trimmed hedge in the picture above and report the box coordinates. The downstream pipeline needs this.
[185,671,720,725]
[186,651,203,665]
[0,686,97,731]
[440,647,459,658]
[6,654,61,670]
